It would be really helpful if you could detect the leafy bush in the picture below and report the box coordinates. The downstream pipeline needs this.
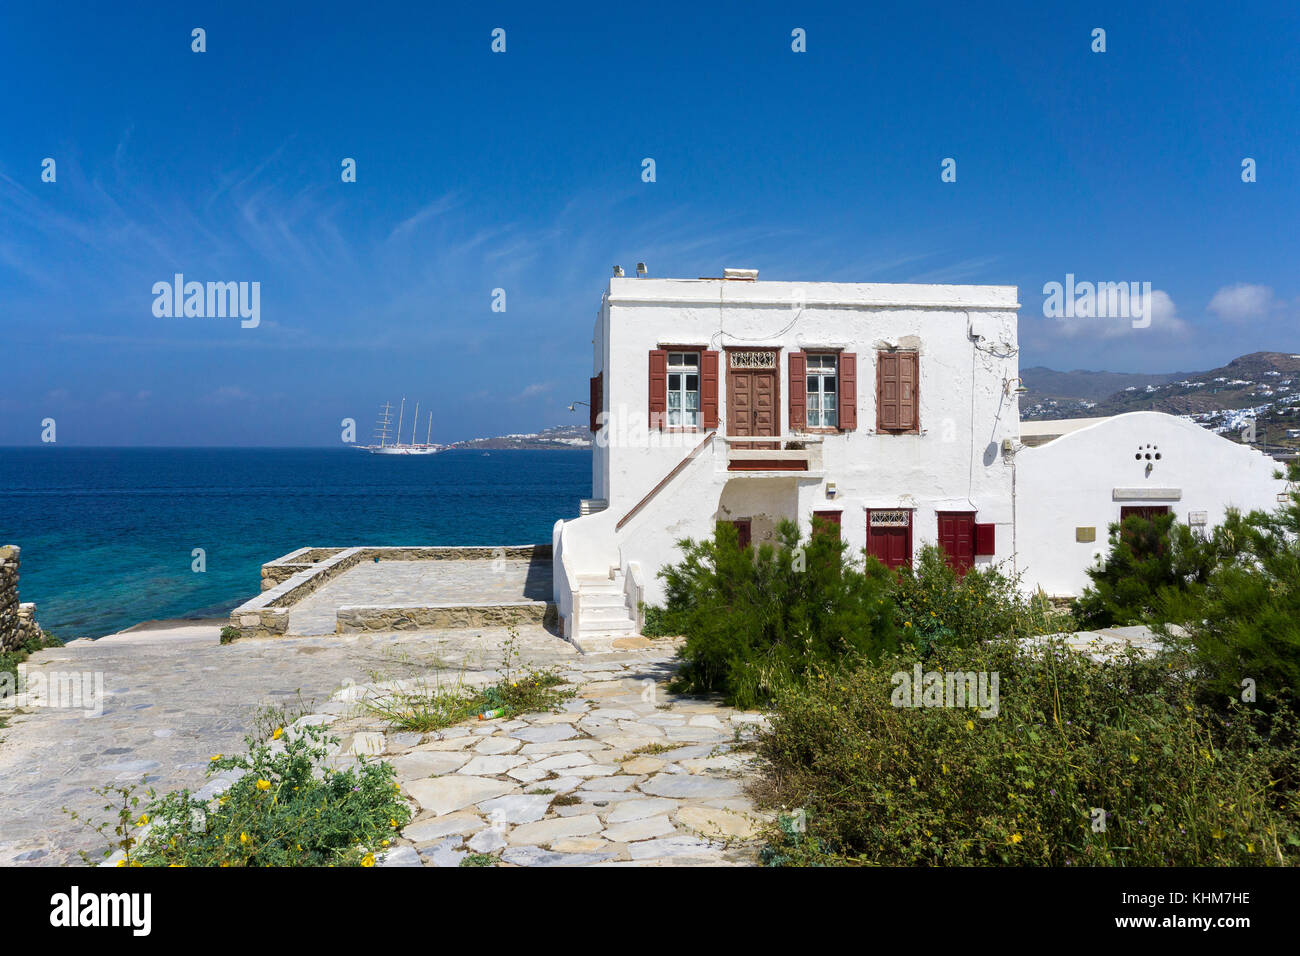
[1075,512,1224,628]
[892,545,1052,654]
[660,518,901,708]
[69,721,411,866]
[758,639,1300,866]
[1163,464,1300,711]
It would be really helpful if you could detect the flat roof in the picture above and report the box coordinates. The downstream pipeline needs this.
[606,276,1020,310]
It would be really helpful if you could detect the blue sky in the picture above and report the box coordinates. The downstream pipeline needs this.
[1,1,1297,446]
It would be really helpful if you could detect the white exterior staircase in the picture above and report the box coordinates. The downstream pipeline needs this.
[575,570,637,637]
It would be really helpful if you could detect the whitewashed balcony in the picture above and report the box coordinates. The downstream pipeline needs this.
[718,434,825,476]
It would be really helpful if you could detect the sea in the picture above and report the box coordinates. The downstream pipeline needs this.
[0,447,592,639]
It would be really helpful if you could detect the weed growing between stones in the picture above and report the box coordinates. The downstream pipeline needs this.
[364,628,574,732]
[459,852,496,867]
[219,625,240,644]
[65,721,411,866]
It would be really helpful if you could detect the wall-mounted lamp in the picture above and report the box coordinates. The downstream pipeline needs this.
[1003,377,1029,396]
[825,481,837,499]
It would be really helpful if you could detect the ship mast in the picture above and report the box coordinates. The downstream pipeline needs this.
[373,401,394,447]
[412,402,420,446]
[426,412,432,446]
[395,397,405,447]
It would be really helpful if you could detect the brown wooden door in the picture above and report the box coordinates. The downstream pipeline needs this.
[729,519,752,550]
[937,511,976,573]
[727,352,779,449]
[813,510,842,540]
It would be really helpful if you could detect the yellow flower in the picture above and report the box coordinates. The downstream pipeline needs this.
[1008,833,1023,845]
[256,779,272,791]
[965,720,975,731]
[136,814,149,827]
[381,840,390,847]
[361,853,376,867]
[390,818,399,828]
[272,727,284,740]
[209,754,222,762]
[240,831,250,845]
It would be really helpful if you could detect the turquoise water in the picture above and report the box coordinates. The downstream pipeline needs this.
[0,448,591,639]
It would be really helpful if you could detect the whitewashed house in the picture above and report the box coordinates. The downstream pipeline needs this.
[552,270,1023,644]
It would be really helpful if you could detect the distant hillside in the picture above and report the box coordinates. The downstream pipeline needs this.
[1020,366,1183,403]
[449,423,591,450]
[1022,351,1300,451]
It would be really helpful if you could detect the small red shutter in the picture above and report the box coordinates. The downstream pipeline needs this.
[589,373,602,433]
[899,351,918,432]
[648,350,667,429]
[974,522,996,556]
[839,352,857,430]
[788,351,807,431]
[701,350,719,429]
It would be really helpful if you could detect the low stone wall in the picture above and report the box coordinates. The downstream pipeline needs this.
[1,545,45,654]
[335,602,558,633]
[230,544,555,640]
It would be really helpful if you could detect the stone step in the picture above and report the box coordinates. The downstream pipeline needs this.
[583,607,635,625]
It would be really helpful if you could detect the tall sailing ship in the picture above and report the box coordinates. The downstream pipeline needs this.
[363,398,442,455]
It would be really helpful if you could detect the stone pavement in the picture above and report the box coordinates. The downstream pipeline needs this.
[324,657,770,867]
[0,621,768,866]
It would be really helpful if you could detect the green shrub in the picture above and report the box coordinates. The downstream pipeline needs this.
[892,545,1051,654]
[1075,512,1224,628]
[660,517,901,709]
[1163,463,1300,712]
[219,625,240,644]
[758,639,1300,866]
[69,721,411,866]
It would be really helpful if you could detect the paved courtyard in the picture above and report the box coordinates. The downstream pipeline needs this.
[0,621,766,867]
[288,558,553,635]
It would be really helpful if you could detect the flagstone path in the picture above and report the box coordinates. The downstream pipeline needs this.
[321,657,771,867]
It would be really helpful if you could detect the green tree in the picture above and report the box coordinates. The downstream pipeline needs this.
[661,517,900,708]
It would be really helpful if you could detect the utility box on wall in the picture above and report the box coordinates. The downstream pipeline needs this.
[974,522,996,556]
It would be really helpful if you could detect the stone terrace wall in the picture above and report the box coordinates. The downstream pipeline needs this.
[1,545,45,654]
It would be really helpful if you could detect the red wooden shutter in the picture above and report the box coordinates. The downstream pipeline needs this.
[701,350,719,429]
[648,350,667,429]
[589,372,602,432]
[974,522,996,556]
[839,352,857,430]
[788,351,807,431]
[876,351,900,431]
[899,351,918,431]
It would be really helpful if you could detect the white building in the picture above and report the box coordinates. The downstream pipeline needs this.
[551,269,1288,646]
[1014,412,1286,596]
[553,270,1022,643]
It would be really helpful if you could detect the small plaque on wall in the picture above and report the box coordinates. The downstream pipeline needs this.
[1076,527,1096,543]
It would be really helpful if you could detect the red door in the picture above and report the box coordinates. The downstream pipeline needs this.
[1120,506,1170,522]
[867,509,912,571]
[937,512,976,573]
[812,510,842,539]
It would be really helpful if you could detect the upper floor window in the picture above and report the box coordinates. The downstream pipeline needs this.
[806,353,838,428]
[666,351,700,427]
[876,350,919,433]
